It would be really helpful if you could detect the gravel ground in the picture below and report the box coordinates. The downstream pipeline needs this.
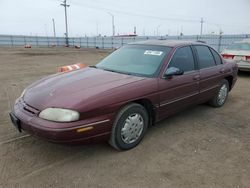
[0,47,249,188]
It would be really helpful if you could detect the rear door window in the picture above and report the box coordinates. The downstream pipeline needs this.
[195,45,216,69]
[210,48,222,65]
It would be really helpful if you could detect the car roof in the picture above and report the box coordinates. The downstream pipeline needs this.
[131,40,207,47]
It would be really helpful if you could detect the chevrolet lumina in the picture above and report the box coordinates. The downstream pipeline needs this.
[10,40,238,150]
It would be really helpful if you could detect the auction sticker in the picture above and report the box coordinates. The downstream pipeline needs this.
[144,50,163,56]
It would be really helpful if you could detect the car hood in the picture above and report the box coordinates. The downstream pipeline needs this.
[24,67,145,110]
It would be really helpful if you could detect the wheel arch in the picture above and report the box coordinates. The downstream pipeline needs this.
[224,75,233,91]
[131,98,156,126]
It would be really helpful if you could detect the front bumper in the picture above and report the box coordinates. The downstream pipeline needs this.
[237,61,250,71]
[11,99,113,144]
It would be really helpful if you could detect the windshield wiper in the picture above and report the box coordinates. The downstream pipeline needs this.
[89,65,97,68]
[101,68,118,73]
[101,68,142,77]
[98,67,121,73]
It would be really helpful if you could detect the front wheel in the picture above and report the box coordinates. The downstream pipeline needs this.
[209,79,229,107]
[109,103,148,150]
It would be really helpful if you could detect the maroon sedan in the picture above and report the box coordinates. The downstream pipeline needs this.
[10,40,238,150]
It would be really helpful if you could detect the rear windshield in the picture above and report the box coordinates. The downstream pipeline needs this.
[96,45,172,77]
[226,43,250,51]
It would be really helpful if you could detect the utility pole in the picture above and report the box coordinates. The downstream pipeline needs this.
[108,12,115,37]
[44,24,48,37]
[156,25,161,36]
[52,18,56,38]
[61,0,70,45]
[200,18,204,36]
[180,26,183,36]
[96,22,99,36]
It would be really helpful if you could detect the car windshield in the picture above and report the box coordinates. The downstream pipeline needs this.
[227,43,250,51]
[96,45,172,77]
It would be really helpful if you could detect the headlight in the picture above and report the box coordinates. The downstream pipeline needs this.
[39,108,80,122]
[20,89,26,98]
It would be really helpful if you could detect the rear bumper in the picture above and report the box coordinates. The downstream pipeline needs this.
[11,99,113,144]
[237,61,250,71]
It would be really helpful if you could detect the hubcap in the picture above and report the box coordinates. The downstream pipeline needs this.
[121,113,144,144]
[217,84,228,105]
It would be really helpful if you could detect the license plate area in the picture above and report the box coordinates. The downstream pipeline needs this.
[9,112,22,132]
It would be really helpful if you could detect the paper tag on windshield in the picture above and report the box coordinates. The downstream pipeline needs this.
[144,50,163,56]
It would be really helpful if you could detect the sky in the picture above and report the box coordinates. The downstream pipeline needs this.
[0,0,250,37]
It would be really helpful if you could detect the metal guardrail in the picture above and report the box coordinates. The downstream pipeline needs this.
[0,34,249,52]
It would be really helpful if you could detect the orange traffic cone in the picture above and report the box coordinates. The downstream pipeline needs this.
[58,63,87,73]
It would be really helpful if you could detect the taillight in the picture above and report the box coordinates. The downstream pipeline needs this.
[246,56,250,61]
[221,54,235,59]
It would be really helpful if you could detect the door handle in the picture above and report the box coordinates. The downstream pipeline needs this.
[193,75,200,81]
[220,68,226,73]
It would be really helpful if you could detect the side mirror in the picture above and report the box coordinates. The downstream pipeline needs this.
[164,67,184,78]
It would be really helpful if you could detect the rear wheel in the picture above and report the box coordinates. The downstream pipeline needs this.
[109,103,148,150]
[209,79,229,107]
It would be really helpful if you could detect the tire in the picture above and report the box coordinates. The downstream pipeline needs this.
[209,79,229,107]
[109,103,149,151]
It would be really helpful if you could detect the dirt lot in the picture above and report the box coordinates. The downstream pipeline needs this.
[0,47,249,188]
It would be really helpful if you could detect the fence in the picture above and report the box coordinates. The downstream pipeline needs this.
[0,34,249,52]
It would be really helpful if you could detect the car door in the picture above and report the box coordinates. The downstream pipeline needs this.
[193,45,223,103]
[158,46,200,120]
